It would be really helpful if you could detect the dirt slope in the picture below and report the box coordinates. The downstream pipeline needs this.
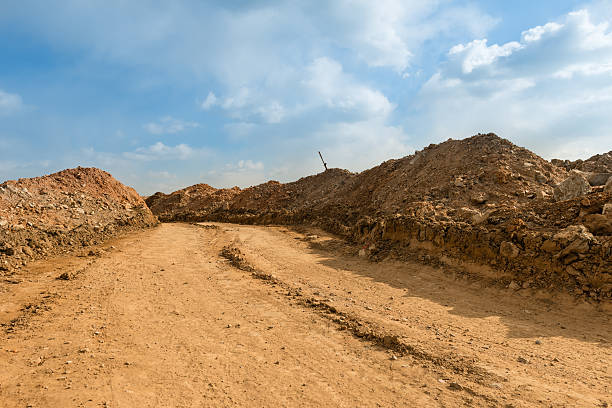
[0,223,609,407]
[145,134,611,301]
[553,151,612,173]
[0,167,158,275]
[149,133,570,222]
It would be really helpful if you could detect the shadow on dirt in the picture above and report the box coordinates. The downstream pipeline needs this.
[303,236,611,347]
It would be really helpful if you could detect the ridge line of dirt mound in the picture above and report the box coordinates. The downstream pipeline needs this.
[1,167,158,275]
[146,133,612,301]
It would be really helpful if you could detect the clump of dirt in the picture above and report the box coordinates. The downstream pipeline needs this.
[146,133,612,300]
[0,167,158,275]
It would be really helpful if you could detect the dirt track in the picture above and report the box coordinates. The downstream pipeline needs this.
[0,223,610,407]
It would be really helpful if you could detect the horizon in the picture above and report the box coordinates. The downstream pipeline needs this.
[2,1,612,195]
[2,131,608,195]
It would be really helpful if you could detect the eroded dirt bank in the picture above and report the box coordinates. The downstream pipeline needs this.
[146,134,612,301]
[1,223,609,407]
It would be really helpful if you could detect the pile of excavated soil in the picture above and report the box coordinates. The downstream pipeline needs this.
[552,151,612,173]
[145,183,241,219]
[146,133,612,300]
[149,134,570,223]
[0,167,158,275]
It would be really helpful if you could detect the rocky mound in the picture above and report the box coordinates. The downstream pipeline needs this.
[147,133,612,300]
[145,183,240,219]
[552,151,612,174]
[0,167,158,275]
[552,151,612,187]
[152,134,569,221]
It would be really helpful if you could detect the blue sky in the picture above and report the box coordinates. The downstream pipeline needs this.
[1,1,611,194]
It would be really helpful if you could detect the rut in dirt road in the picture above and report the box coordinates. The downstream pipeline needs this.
[0,223,610,408]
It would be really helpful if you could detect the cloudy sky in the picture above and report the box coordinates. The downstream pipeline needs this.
[1,1,611,194]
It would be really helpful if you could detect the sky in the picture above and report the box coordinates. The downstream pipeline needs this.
[1,0,611,194]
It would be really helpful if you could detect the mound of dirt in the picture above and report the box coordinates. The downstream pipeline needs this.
[146,133,612,300]
[145,183,240,220]
[0,167,158,275]
[150,134,570,223]
[552,151,612,173]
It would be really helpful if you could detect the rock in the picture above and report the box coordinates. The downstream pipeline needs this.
[553,225,596,243]
[500,241,519,259]
[535,340,541,345]
[534,171,547,183]
[1,246,16,256]
[517,356,529,364]
[470,192,488,205]
[582,214,612,235]
[553,170,591,202]
[587,173,611,186]
[603,203,612,216]
[448,382,463,391]
[605,177,612,192]
[508,281,520,290]
[540,239,559,253]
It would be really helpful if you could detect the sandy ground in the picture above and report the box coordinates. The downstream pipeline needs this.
[0,223,610,407]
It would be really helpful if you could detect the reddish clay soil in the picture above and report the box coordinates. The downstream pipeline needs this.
[1,167,158,276]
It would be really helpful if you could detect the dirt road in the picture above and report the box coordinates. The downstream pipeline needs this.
[0,223,610,407]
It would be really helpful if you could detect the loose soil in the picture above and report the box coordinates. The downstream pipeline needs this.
[0,167,158,275]
[145,134,612,301]
[1,223,609,407]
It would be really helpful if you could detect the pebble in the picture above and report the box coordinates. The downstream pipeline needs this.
[448,382,463,391]
[535,340,541,345]
[517,356,529,364]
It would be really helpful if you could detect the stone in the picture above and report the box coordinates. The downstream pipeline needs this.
[470,192,488,205]
[448,382,463,391]
[500,241,519,259]
[606,177,612,192]
[540,239,559,253]
[603,203,612,216]
[582,214,612,235]
[587,172,611,186]
[517,356,529,364]
[553,170,591,202]
[553,225,596,244]
[534,171,547,183]
[508,281,520,290]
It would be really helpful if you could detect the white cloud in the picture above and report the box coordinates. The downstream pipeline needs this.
[449,39,522,73]
[315,0,497,73]
[143,116,199,135]
[229,159,264,171]
[124,142,207,161]
[200,91,217,110]
[0,89,23,114]
[209,56,395,124]
[415,8,612,157]
[313,119,413,171]
[304,57,395,118]
[521,22,563,43]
